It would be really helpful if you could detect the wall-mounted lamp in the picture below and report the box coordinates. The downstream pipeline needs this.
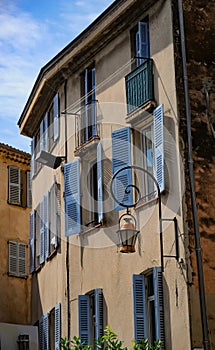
[111,165,180,271]
[36,150,65,169]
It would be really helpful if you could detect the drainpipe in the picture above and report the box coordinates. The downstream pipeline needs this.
[177,0,209,349]
[64,79,71,339]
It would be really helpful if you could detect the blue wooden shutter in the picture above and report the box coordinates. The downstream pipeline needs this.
[91,67,96,137]
[133,274,147,343]
[78,295,90,344]
[97,142,103,223]
[44,192,50,259]
[40,199,45,264]
[153,267,165,347]
[112,127,132,210]
[64,159,81,235]
[54,181,58,248]
[55,303,61,350]
[44,112,49,151]
[136,21,150,66]
[54,93,59,141]
[85,69,89,141]
[43,313,49,350]
[31,137,35,179]
[95,288,103,341]
[153,104,165,193]
[29,211,35,273]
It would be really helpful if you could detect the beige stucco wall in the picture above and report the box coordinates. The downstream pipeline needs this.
[29,0,191,349]
[0,147,31,325]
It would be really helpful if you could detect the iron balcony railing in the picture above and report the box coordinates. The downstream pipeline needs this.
[75,100,100,149]
[125,59,154,115]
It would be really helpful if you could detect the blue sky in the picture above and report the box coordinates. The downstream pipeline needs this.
[0,0,113,153]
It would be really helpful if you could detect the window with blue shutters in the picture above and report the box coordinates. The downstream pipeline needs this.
[133,268,165,347]
[39,303,61,350]
[112,127,133,210]
[64,159,81,235]
[30,210,35,273]
[79,289,104,345]
[136,20,150,66]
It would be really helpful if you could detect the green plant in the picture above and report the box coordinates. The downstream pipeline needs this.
[61,326,165,350]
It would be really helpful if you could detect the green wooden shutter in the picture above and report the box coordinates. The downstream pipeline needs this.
[133,274,147,343]
[64,159,81,235]
[30,211,35,273]
[8,166,21,204]
[54,93,59,141]
[95,288,103,341]
[55,303,61,350]
[153,104,165,193]
[97,142,103,223]
[112,127,132,210]
[153,266,165,347]
[78,295,90,344]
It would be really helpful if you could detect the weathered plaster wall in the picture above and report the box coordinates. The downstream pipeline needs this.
[173,0,215,347]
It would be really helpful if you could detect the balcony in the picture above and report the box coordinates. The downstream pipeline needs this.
[75,101,100,152]
[125,59,154,115]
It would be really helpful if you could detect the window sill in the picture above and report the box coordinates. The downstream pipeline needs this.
[74,136,100,157]
[8,272,28,279]
[81,223,102,235]
[125,100,157,126]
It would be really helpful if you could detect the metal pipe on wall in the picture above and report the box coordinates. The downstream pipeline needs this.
[177,0,209,348]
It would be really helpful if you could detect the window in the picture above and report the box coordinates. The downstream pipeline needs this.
[80,66,97,145]
[78,289,104,345]
[39,303,61,350]
[131,20,150,67]
[64,142,103,236]
[8,166,31,207]
[133,267,165,347]
[31,93,60,178]
[29,181,60,272]
[8,241,27,278]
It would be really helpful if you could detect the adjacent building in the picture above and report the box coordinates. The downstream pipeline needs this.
[0,143,38,349]
[18,0,215,349]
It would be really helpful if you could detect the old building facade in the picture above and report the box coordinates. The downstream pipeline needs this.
[18,0,215,349]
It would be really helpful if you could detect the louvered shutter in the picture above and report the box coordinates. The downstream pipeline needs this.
[95,288,103,341]
[8,241,17,275]
[64,159,81,235]
[112,127,132,210]
[55,303,61,350]
[40,199,45,264]
[97,142,103,223]
[78,295,90,344]
[43,313,49,350]
[153,267,165,346]
[153,104,165,193]
[44,192,50,259]
[53,181,58,248]
[18,243,27,277]
[39,316,44,350]
[31,137,35,179]
[84,69,89,141]
[27,171,32,208]
[54,93,59,141]
[133,274,147,343]
[30,211,35,273]
[44,112,49,151]
[8,166,21,204]
[91,67,96,137]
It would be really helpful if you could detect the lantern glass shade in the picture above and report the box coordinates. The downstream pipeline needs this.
[117,228,139,253]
